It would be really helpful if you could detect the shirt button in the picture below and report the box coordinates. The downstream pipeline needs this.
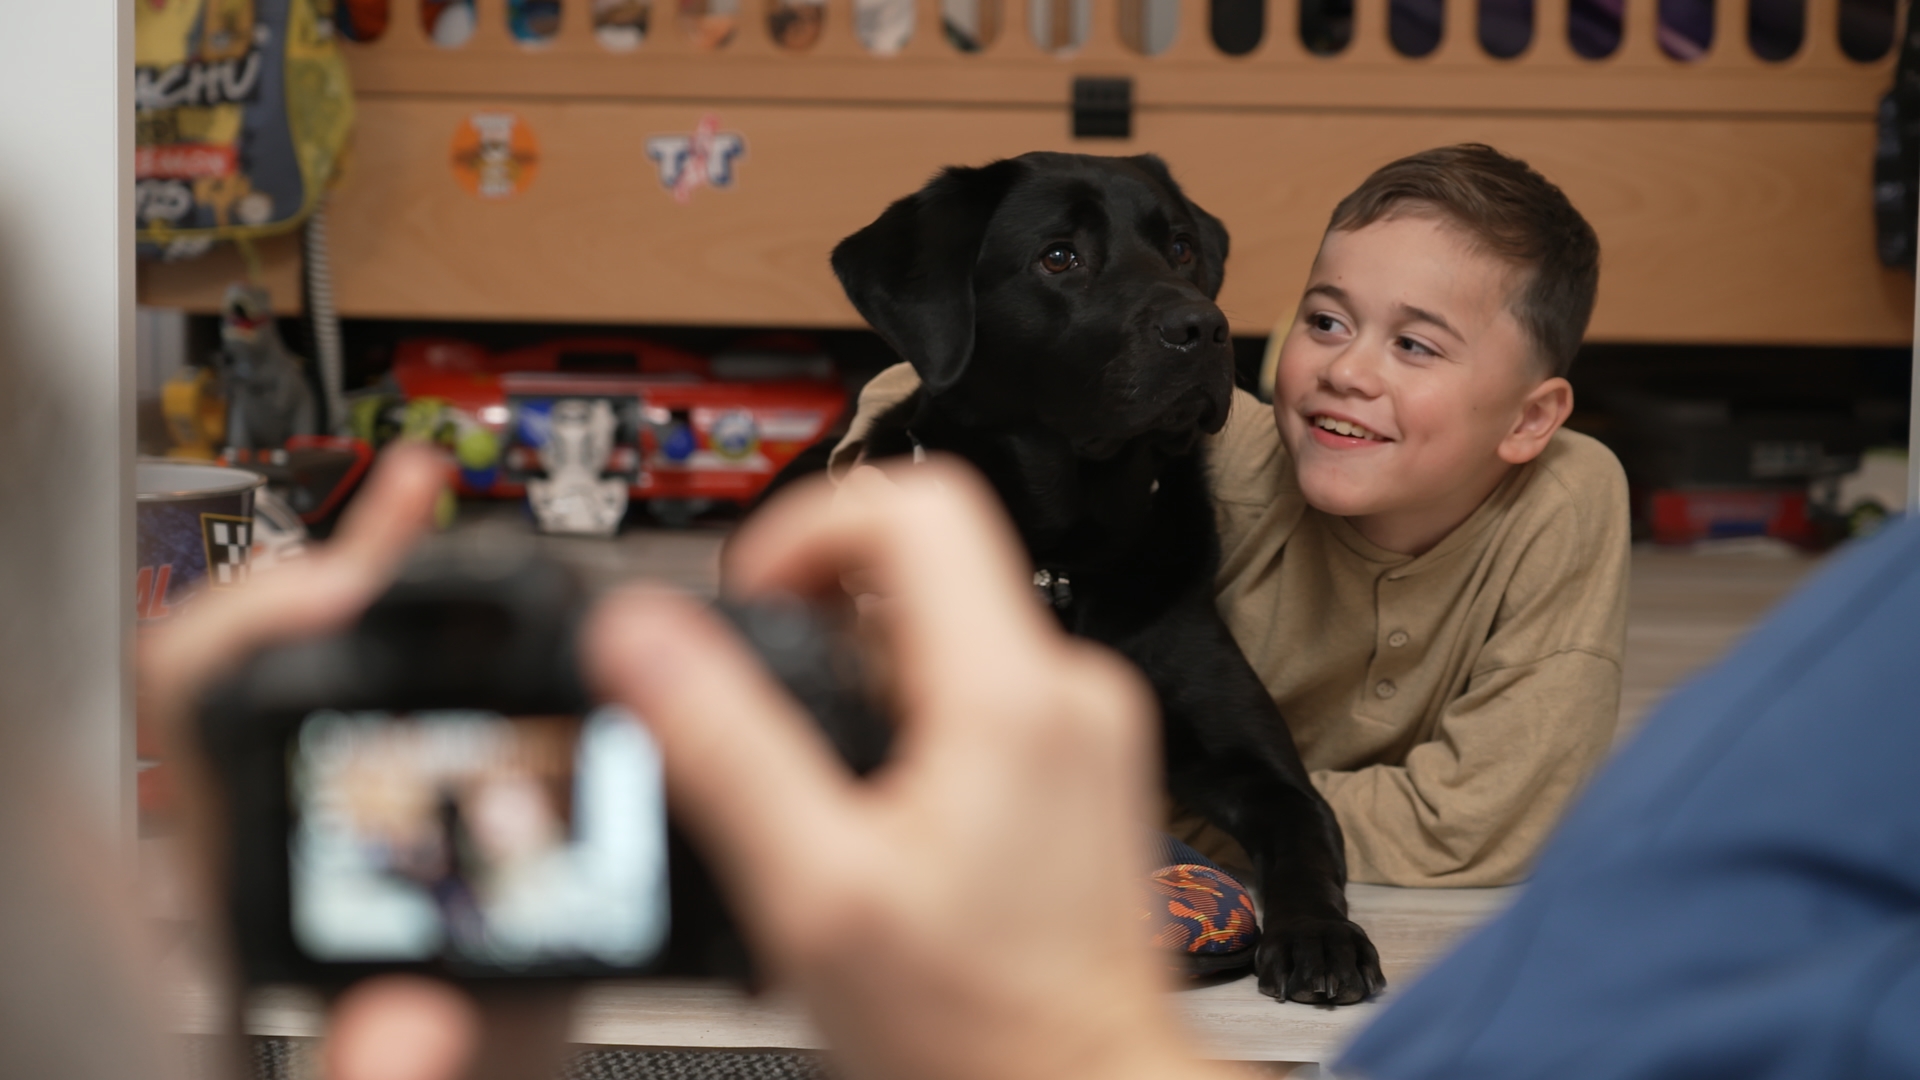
[1387,630,1410,648]
[1375,679,1398,699]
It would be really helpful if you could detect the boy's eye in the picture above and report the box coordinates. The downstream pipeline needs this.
[1039,243,1081,274]
[1309,313,1344,334]
[1396,335,1434,357]
[1171,237,1194,265]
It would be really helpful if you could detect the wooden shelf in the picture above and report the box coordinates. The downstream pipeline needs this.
[138,0,1913,345]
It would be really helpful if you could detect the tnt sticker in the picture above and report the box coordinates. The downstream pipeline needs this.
[645,114,744,204]
[200,514,253,588]
[452,111,540,200]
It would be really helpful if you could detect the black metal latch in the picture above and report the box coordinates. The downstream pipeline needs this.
[1072,77,1133,139]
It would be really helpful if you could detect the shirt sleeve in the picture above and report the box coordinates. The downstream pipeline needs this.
[1312,648,1623,887]
[827,362,922,481]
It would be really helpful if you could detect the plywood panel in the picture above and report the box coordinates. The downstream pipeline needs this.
[138,100,1913,346]
[332,0,1890,116]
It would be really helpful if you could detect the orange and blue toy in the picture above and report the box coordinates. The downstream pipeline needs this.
[1143,836,1261,977]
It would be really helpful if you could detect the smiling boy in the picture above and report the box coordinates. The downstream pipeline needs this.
[1192,144,1627,886]
[834,143,1629,888]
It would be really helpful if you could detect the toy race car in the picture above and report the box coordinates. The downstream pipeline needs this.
[385,335,847,526]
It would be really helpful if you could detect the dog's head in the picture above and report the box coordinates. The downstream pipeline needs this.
[832,152,1233,457]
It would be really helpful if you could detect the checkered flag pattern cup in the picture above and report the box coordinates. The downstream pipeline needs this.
[205,517,253,586]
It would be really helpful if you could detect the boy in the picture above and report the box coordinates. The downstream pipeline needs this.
[831,143,1629,888]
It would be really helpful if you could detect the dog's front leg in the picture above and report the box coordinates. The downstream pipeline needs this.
[1133,600,1386,1005]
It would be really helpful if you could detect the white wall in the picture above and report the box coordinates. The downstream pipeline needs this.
[0,2,134,842]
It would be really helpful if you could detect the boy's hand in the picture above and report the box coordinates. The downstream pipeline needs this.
[589,461,1231,1080]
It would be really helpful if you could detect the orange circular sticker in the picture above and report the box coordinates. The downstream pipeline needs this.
[450,111,539,199]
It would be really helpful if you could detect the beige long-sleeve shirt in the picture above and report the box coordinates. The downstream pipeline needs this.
[832,365,1632,887]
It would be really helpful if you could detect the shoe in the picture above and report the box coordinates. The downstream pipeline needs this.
[1142,835,1259,978]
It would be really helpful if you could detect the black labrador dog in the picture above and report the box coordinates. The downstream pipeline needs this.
[810,151,1382,1004]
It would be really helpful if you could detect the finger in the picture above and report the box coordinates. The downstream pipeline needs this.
[726,459,1058,721]
[836,462,898,498]
[839,566,885,601]
[584,586,858,906]
[325,976,479,1080]
[318,441,449,596]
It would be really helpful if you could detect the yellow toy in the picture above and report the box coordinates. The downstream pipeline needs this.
[161,366,228,460]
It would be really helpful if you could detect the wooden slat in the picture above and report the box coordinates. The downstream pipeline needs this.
[653,0,700,53]
[1526,0,1578,62]
[333,36,1886,112]
[1432,0,1484,64]
[1247,0,1313,60]
[390,0,432,47]
[1701,0,1759,67]
[137,0,1905,346]
[471,0,516,48]
[1160,0,1217,58]
[726,0,778,58]
[1345,0,1395,60]
[1615,0,1663,63]
[897,0,949,56]
[1797,0,1845,64]
[139,234,304,314]
[997,0,1051,57]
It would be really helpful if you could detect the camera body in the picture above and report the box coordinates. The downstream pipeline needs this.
[197,532,885,989]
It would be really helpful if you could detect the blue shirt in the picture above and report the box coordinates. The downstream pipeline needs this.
[1340,516,1920,1080]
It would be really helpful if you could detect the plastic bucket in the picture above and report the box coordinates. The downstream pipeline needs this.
[136,459,265,622]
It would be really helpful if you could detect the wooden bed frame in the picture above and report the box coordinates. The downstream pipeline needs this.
[138,0,1913,346]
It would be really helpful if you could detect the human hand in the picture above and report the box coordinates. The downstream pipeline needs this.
[832,462,895,613]
[140,444,572,1080]
[588,460,1236,1080]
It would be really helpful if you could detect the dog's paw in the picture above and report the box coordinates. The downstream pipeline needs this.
[1255,917,1385,1005]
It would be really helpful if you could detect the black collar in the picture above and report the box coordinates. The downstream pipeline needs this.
[909,429,1070,610]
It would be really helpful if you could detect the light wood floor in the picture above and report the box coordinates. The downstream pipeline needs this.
[155,528,1828,1066]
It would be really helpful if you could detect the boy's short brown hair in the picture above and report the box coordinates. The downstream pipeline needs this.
[1328,143,1599,379]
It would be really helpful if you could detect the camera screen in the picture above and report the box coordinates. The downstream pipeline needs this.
[288,707,666,968]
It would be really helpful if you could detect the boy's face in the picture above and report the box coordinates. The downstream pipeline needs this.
[1274,213,1561,550]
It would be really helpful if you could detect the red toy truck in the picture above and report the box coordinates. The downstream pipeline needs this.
[390,335,847,522]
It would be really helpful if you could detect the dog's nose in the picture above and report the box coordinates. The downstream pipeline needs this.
[1156,303,1229,352]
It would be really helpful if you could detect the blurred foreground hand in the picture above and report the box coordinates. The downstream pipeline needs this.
[141,444,518,1080]
[590,461,1232,1080]
[143,447,1234,1080]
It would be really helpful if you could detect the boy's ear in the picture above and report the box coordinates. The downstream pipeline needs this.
[1124,154,1230,300]
[830,159,1024,395]
[1498,377,1575,466]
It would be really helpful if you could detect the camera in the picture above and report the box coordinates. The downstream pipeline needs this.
[196,531,887,990]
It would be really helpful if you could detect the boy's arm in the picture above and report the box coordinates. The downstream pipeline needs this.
[1313,449,1632,888]
[827,363,923,480]
[1312,650,1622,887]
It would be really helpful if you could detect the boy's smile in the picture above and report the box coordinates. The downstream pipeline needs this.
[1274,212,1572,556]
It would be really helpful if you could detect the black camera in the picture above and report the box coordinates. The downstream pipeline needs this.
[196,532,886,990]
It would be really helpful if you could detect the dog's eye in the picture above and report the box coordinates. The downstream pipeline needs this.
[1171,237,1195,265]
[1039,243,1080,274]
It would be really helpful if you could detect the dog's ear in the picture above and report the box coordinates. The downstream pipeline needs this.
[831,159,1022,394]
[1126,154,1231,300]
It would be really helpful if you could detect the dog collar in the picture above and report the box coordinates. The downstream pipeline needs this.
[1033,568,1073,609]
[905,429,1067,609]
